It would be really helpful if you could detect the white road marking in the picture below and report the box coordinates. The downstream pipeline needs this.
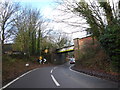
[69,65,107,80]
[69,65,96,76]
[51,75,60,87]
[1,77,20,89]
[1,68,39,89]
[69,65,79,73]
[53,67,57,69]
[50,69,53,73]
[50,66,57,73]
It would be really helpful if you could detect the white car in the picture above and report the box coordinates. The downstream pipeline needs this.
[69,58,75,64]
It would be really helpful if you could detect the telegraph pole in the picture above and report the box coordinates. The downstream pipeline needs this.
[40,29,42,57]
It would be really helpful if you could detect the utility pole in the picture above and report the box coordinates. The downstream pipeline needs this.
[118,1,120,20]
[40,29,42,56]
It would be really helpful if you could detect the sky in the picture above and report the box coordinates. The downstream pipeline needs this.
[3,0,119,42]
[1,0,118,44]
[11,0,88,41]
[12,0,57,18]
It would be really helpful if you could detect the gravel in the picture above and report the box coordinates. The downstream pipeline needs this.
[72,66,120,82]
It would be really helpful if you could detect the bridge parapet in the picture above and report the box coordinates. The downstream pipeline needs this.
[56,45,74,53]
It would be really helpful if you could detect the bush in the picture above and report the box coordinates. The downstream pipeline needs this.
[78,39,101,58]
[75,37,112,72]
[77,39,101,65]
[99,24,120,72]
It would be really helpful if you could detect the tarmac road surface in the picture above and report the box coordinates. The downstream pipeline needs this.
[3,62,119,88]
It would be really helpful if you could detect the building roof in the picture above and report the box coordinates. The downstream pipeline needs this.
[4,44,13,52]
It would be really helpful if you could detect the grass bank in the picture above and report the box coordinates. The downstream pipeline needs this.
[74,39,120,82]
[2,54,53,86]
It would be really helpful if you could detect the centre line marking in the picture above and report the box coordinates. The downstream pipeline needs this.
[50,69,53,73]
[53,67,57,69]
[51,75,60,87]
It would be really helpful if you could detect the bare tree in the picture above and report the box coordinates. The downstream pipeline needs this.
[53,0,89,30]
[56,0,120,71]
[48,30,71,48]
[55,0,119,38]
[0,1,20,52]
[14,7,40,55]
[13,6,52,56]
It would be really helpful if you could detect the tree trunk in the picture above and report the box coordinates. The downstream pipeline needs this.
[1,13,5,54]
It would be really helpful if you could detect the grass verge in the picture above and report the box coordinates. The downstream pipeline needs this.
[2,54,53,86]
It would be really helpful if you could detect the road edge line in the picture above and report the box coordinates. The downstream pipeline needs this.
[69,65,79,73]
[51,75,60,87]
[1,68,39,89]
[69,65,97,77]
[69,65,109,80]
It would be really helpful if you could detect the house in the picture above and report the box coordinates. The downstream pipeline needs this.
[4,44,23,55]
[4,44,13,54]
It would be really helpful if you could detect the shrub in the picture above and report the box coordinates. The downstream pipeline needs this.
[99,24,120,72]
[77,39,101,65]
[78,39,101,59]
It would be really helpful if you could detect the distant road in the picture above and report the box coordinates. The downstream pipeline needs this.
[3,62,119,88]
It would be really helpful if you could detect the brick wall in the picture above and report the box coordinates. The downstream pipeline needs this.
[73,36,93,60]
